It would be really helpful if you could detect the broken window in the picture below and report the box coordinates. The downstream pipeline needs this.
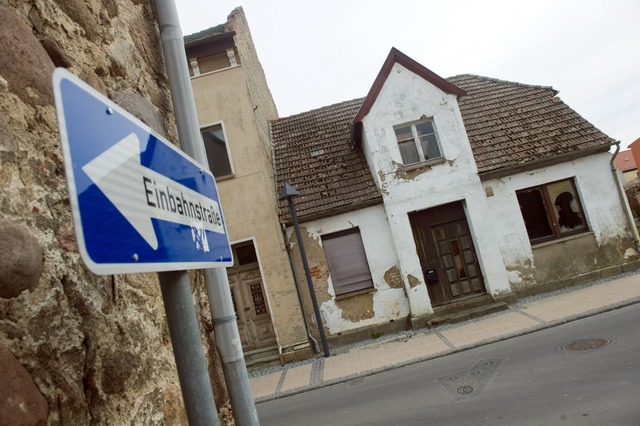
[516,178,588,244]
[201,123,233,179]
[394,118,443,165]
[322,228,374,296]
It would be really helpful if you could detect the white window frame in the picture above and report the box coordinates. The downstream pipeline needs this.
[393,118,443,166]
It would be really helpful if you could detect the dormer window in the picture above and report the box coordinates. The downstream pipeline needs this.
[394,119,442,165]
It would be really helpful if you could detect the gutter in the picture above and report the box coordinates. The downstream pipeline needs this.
[610,142,640,251]
[479,144,611,182]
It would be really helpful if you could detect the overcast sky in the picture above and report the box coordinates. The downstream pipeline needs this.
[176,0,640,149]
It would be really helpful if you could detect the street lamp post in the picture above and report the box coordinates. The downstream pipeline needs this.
[279,182,330,357]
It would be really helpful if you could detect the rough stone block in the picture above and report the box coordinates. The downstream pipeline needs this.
[0,219,43,299]
[0,344,48,425]
[0,6,55,106]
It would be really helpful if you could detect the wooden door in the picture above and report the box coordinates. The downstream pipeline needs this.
[227,243,276,351]
[409,202,486,306]
[432,220,485,300]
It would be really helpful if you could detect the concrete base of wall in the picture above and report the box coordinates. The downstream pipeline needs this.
[326,319,409,348]
[513,261,640,299]
[279,343,313,365]
[409,293,511,330]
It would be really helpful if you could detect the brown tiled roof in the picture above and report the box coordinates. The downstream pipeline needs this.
[448,74,615,176]
[272,98,382,222]
[272,74,616,222]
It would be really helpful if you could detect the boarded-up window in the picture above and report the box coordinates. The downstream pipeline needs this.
[322,228,373,296]
[197,52,231,74]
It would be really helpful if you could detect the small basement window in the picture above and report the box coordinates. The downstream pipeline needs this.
[321,228,374,296]
[516,178,588,244]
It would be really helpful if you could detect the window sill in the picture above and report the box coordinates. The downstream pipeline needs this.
[335,287,375,301]
[190,64,240,79]
[531,231,594,249]
[215,174,235,182]
[400,157,446,172]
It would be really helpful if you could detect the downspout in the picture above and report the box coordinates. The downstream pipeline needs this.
[281,223,320,354]
[610,142,640,250]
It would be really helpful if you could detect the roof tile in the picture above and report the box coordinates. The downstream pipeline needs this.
[448,74,614,174]
[272,99,382,222]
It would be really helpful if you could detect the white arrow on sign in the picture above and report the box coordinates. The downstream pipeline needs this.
[82,133,224,250]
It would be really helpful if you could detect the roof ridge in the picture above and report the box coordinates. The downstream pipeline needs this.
[447,74,558,95]
[184,23,228,44]
[271,97,365,124]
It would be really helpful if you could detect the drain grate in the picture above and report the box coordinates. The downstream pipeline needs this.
[562,338,610,352]
[457,385,474,395]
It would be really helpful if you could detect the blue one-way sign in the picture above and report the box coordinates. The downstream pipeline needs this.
[53,68,233,274]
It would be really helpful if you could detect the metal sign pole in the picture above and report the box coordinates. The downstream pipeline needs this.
[159,271,220,425]
[154,1,259,424]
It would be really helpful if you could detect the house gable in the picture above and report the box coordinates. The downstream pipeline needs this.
[359,59,478,197]
[353,47,466,124]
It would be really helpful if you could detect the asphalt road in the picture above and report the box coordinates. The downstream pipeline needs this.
[257,304,640,425]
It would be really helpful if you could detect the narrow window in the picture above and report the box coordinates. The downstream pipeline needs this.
[516,178,587,244]
[322,228,374,296]
[201,124,233,179]
[394,118,443,165]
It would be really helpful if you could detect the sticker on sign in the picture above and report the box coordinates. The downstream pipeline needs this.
[52,68,233,274]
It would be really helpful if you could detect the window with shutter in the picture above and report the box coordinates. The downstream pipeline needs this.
[322,228,374,296]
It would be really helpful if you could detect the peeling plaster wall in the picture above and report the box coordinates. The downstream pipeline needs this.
[0,2,229,424]
[484,152,638,292]
[360,63,511,314]
[192,65,308,352]
[286,205,410,335]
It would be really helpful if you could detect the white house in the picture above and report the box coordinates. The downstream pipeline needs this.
[272,48,639,341]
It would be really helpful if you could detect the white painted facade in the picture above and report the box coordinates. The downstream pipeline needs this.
[285,60,636,336]
[290,205,411,334]
[360,62,510,316]
[484,152,634,285]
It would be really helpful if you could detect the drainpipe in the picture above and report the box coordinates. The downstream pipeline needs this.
[281,223,321,354]
[610,142,640,250]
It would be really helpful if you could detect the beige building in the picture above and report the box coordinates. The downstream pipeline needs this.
[185,8,312,365]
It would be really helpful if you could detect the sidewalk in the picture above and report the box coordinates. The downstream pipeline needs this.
[249,272,640,403]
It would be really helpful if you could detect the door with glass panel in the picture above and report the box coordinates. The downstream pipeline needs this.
[227,242,276,350]
[409,201,486,306]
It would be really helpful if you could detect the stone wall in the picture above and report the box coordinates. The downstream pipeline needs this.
[0,1,220,424]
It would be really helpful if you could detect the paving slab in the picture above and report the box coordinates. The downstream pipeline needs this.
[280,363,313,393]
[439,312,541,347]
[520,275,640,322]
[250,372,281,400]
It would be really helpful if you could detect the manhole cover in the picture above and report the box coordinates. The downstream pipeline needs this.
[562,338,610,352]
[457,385,473,394]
